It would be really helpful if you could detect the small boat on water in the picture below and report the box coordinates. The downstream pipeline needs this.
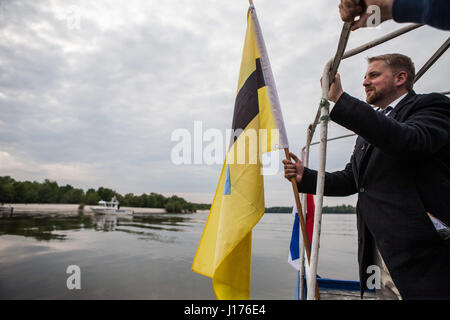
[90,196,133,215]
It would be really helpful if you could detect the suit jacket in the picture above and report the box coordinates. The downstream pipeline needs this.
[393,0,450,30]
[298,91,450,299]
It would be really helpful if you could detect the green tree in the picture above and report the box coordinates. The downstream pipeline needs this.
[128,194,142,207]
[38,179,59,203]
[22,181,40,203]
[0,176,211,211]
[12,181,25,203]
[150,192,165,208]
[139,194,149,208]
[116,193,127,206]
[85,189,101,205]
[61,188,85,204]
[164,195,196,213]
[97,187,116,202]
[165,198,184,213]
[0,176,15,203]
[123,193,135,207]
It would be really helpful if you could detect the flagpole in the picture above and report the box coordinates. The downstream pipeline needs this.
[284,148,320,300]
[249,0,318,299]
[306,16,356,300]
[298,124,313,300]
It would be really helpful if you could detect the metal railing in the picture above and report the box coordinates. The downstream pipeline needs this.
[298,20,450,299]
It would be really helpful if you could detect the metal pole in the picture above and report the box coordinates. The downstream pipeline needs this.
[414,37,450,83]
[329,23,353,83]
[342,24,422,61]
[306,23,422,300]
[284,148,320,300]
[298,125,313,300]
[306,60,335,300]
[305,24,422,152]
[304,2,358,299]
[301,14,438,302]
[309,133,357,147]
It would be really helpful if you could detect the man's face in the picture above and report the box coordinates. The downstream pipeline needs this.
[363,60,397,105]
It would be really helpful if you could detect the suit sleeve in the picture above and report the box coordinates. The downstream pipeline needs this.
[392,0,450,31]
[330,92,450,158]
[297,160,357,196]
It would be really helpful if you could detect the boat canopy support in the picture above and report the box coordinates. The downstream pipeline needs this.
[300,21,449,300]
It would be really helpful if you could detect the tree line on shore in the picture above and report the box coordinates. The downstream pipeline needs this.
[0,176,210,213]
[266,204,356,214]
[0,176,356,214]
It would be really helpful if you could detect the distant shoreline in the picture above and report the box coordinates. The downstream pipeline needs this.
[3,203,170,215]
[265,211,356,214]
[2,203,351,215]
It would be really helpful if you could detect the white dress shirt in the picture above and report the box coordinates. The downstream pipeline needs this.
[381,92,408,116]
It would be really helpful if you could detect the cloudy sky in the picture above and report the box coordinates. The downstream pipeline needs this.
[0,0,449,207]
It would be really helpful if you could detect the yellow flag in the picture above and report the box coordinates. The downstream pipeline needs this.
[192,4,288,300]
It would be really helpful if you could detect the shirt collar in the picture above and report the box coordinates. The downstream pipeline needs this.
[389,92,408,110]
[378,92,408,115]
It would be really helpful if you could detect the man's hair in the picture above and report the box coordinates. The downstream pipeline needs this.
[367,54,415,91]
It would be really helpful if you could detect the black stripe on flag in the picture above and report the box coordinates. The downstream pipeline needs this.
[230,58,265,145]
[256,58,265,89]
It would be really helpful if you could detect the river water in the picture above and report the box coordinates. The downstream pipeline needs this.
[0,211,360,299]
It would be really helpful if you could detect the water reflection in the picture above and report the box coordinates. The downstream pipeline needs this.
[0,213,363,299]
[93,214,117,231]
[0,213,92,241]
[0,211,193,242]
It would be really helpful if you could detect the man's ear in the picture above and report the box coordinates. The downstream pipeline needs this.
[395,71,408,88]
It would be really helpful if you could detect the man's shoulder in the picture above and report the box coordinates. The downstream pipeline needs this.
[410,92,450,106]
[401,92,450,115]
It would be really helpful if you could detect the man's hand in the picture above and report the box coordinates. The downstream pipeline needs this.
[324,73,344,103]
[283,152,305,184]
[339,0,394,31]
[339,0,365,22]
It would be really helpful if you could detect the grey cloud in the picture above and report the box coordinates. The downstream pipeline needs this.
[0,0,448,206]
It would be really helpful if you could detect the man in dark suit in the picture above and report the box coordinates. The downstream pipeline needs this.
[284,53,450,299]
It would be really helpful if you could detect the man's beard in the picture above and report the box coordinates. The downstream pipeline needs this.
[365,89,381,105]
[365,86,393,105]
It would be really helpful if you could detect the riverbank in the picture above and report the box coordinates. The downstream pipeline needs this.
[3,204,185,215]
[2,203,351,216]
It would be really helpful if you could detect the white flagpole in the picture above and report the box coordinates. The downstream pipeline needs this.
[249,1,319,299]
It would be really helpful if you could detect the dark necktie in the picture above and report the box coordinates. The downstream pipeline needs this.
[381,106,393,115]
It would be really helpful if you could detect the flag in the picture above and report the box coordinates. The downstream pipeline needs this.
[192,4,288,300]
[288,194,315,271]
